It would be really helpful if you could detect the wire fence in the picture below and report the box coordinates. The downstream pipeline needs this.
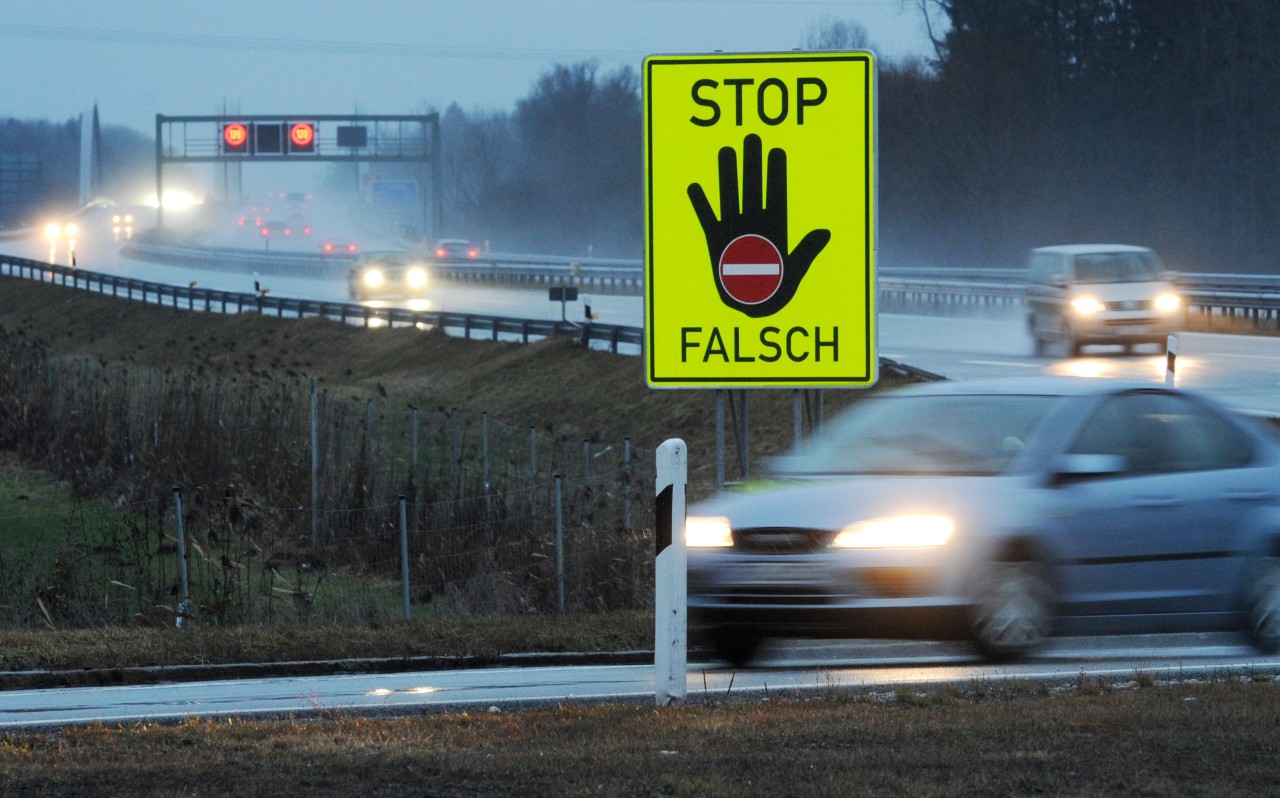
[0,327,657,630]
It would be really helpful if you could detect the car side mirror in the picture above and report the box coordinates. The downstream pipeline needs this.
[1050,453,1127,485]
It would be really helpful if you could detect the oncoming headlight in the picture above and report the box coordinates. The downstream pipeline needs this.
[1154,293,1181,313]
[406,267,428,289]
[831,515,954,549]
[686,516,733,548]
[1070,296,1105,315]
[362,269,385,288]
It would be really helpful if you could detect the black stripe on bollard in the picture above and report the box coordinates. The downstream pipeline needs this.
[655,484,673,557]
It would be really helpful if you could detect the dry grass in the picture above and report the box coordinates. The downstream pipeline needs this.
[1,681,1277,796]
[0,612,651,682]
[0,276,872,490]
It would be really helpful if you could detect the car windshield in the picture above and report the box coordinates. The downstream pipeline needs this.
[776,394,1062,476]
[1074,251,1162,283]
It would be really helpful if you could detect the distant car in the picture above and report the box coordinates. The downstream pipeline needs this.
[320,241,359,257]
[111,212,134,241]
[686,376,1280,666]
[1025,244,1184,356]
[348,250,430,300]
[259,220,294,238]
[433,239,480,260]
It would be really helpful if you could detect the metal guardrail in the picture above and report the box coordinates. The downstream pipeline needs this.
[1,253,955,384]
[124,242,645,294]
[0,255,644,354]
[125,242,1278,319]
[876,269,1280,327]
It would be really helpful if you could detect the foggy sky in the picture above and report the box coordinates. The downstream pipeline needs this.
[0,0,940,135]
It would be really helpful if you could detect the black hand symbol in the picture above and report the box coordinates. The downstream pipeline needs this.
[687,134,830,318]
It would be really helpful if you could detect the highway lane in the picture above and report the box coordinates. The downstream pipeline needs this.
[6,223,1277,416]
[2,635,1276,729]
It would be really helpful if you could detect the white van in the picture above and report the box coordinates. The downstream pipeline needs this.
[1025,244,1184,356]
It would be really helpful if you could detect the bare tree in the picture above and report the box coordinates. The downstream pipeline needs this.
[802,16,871,50]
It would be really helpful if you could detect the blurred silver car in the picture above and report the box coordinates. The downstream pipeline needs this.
[687,377,1280,665]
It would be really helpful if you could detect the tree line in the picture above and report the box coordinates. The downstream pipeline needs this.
[3,0,1275,272]
[439,0,1276,272]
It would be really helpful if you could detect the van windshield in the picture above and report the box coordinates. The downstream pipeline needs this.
[1075,251,1162,283]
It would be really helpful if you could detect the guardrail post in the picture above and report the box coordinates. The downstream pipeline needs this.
[655,438,688,706]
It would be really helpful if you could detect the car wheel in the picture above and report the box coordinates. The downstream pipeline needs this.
[970,561,1054,661]
[709,626,763,667]
[1246,556,1280,654]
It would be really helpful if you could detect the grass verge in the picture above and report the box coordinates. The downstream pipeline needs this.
[1,681,1276,795]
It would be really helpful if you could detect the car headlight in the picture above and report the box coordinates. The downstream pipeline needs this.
[686,516,733,548]
[1154,293,1181,313]
[831,515,954,549]
[406,267,428,288]
[362,269,385,288]
[1070,296,1105,315]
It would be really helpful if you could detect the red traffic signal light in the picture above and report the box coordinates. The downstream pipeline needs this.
[222,123,249,154]
[289,122,316,153]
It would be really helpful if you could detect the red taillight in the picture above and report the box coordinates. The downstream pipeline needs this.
[468,248,479,258]
[303,226,312,235]
[347,243,358,253]
[261,227,270,236]
[323,243,334,253]
[283,227,292,236]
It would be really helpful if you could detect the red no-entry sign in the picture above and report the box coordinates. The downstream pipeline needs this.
[718,234,782,305]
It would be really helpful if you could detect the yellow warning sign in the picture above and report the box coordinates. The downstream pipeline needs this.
[644,51,877,388]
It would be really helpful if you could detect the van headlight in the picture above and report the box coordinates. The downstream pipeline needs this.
[686,516,734,548]
[831,515,954,549]
[406,267,428,289]
[1154,293,1181,313]
[362,269,385,288]
[1070,296,1105,315]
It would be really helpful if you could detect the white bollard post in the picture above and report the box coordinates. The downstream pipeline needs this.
[655,438,688,706]
[1165,335,1178,387]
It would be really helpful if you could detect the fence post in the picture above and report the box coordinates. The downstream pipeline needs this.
[173,487,191,629]
[1165,335,1178,387]
[310,377,319,551]
[530,426,539,519]
[715,390,725,491]
[399,496,412,621]
[555,473,564,613]
[482,412,490,493]
[793,389,803,453]
[654,439,688,706]
[623,437,632,531]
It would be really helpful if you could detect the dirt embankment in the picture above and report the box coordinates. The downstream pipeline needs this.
[0,276,872,487]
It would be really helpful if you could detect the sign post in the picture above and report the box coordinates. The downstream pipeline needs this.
[644,52,878,388]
